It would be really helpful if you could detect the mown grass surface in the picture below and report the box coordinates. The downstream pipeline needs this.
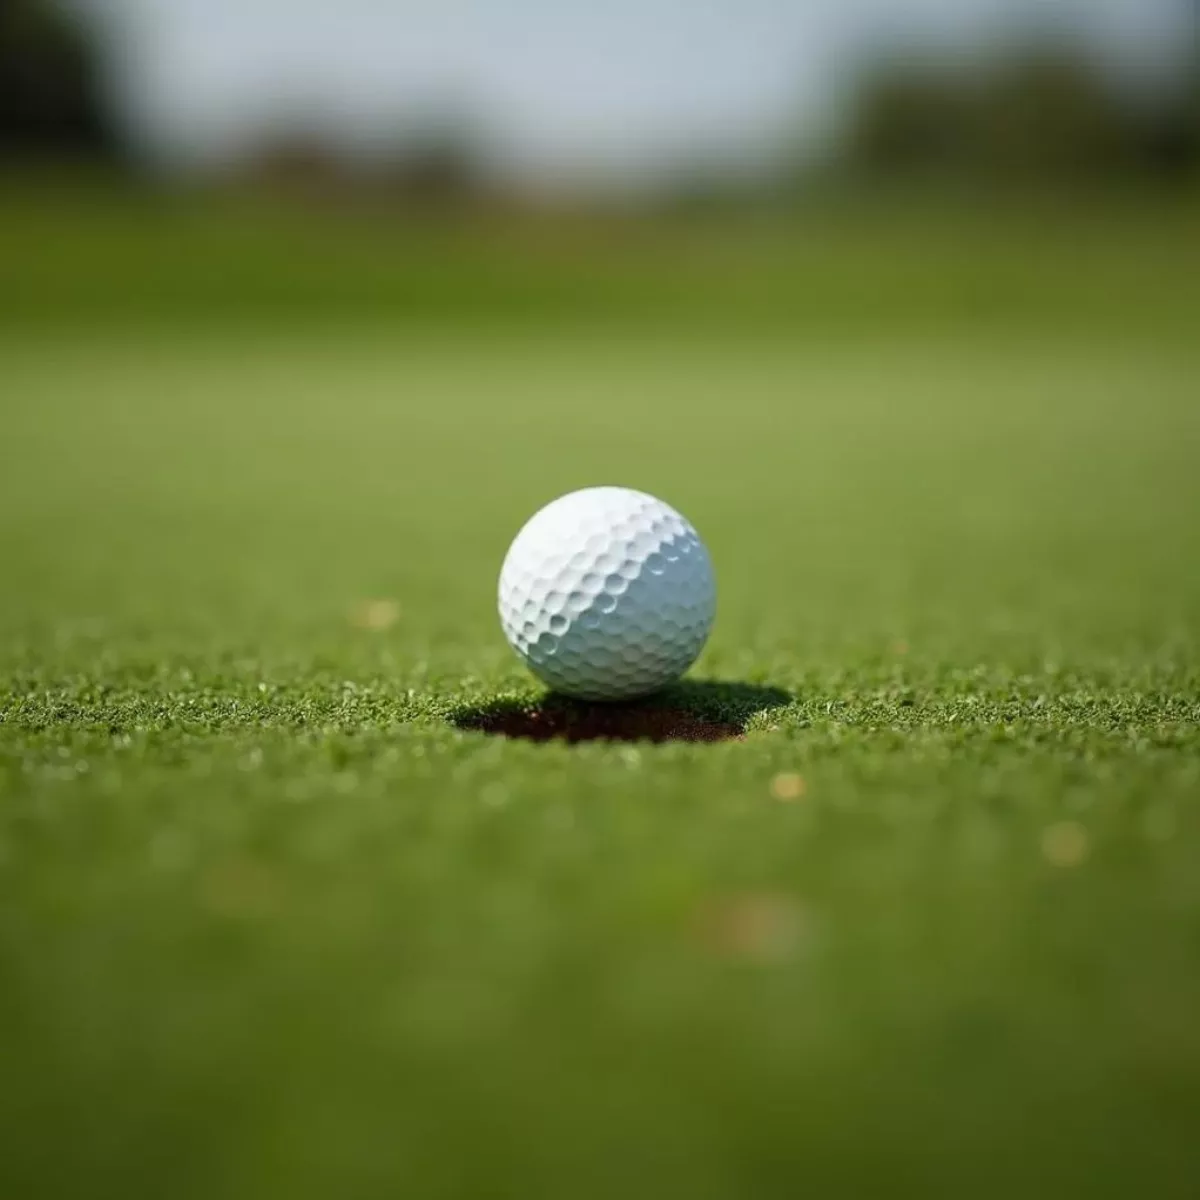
[2,191,1200,1198]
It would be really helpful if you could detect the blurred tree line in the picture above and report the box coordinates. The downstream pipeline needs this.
[3,0,1198,190]
[842,43,1200,185]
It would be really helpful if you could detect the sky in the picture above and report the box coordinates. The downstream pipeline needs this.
[80,0,1195,184]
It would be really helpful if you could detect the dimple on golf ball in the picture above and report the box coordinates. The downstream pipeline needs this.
[498,487,716,701]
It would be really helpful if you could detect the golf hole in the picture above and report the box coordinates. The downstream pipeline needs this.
[452,681,790,745]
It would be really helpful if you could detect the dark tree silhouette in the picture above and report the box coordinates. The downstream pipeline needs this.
[0,0,117,161]
[843,41,1199,184]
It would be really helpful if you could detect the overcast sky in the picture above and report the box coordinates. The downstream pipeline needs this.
[82,0,1195,182]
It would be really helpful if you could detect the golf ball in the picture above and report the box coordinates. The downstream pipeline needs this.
[498,487,716,701]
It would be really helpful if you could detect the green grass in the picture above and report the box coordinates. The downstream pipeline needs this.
[3,193,1200,1197]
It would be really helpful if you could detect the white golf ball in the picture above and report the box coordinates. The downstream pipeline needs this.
[498,487,716,701]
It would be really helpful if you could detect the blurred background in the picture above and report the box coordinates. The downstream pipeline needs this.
[2,0,1198,330]
[5,0,1200,191]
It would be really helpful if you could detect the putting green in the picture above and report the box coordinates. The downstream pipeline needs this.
[2,196,1200,1197]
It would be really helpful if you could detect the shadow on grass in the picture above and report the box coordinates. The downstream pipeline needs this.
[452,680,791,744]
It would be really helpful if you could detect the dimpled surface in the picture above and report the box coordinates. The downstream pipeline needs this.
[498,487,716,701]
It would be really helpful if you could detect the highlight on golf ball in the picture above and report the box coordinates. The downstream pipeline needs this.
[498,487,716,701]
